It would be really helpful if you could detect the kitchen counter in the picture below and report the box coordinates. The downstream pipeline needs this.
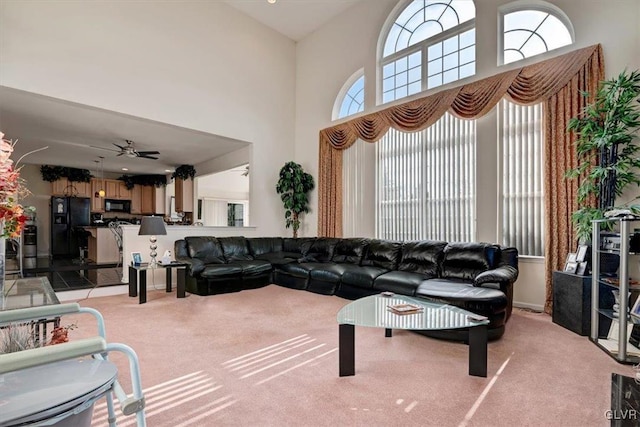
[83,226,120,264]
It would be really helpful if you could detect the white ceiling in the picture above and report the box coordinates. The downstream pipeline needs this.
[224,0,361,41]
[0,1,360,176]
[0,86,250,175]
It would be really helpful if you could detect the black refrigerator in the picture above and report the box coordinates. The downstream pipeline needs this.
[51,196,91,259]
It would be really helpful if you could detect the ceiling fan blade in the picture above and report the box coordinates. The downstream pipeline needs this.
[136,150,160,155]
[116,152,124,156]
[113,143,126,150]
[138,154,159,160]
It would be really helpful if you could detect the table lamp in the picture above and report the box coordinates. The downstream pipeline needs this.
[138,216,167,268]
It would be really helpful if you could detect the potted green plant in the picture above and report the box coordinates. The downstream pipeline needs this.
[172,165,196,181]
[276,161,314,238]
[566,69,640,243]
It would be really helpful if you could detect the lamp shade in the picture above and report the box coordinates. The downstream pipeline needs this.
[138,216,167,236]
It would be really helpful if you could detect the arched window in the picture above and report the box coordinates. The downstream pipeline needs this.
[379,0,475,104]
[334,71,365,120]
[500,2,574,65]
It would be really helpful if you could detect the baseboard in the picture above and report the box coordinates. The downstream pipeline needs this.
[55,284,129,302]
[514,301,544,312]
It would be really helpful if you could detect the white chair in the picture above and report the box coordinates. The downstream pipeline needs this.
[0,303,146,426]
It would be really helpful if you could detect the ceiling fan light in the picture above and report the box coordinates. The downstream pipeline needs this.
[126,152,137,158]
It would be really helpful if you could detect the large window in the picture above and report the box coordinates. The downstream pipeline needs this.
[498,100,544,256]
[334,71,365,120]
[500,4,573,65]
[381,0,475,104]
[375,114,476,242]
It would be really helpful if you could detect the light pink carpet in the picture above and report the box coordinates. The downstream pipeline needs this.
[61,285,633,426]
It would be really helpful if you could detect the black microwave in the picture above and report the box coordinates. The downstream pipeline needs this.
[105,199,131,213]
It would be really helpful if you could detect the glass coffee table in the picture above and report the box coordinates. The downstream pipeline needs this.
[337,293,489,377]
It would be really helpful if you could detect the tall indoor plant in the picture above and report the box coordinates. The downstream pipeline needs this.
[566,69,640,243]
[276,161,314,238]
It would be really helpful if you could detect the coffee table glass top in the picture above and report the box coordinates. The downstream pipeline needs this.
[1,277,60,311]
[337,294,489,330]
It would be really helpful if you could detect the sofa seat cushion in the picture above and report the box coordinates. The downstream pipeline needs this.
[253,252,299,266]
[201,264,243,279]
[231,260,272,276]
[416,279,508,313]
[308,263,363,284]
[373,271,430,296]
[341,266,389,289]
[276,262,319,278]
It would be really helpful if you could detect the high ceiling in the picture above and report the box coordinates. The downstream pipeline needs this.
[0,0,360,175]
[224,0,360,41]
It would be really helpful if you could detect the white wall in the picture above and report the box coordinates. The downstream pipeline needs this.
[294,0,640,310]
[0,0,296,237]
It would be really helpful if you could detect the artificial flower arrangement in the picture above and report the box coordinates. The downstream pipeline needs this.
[0,131,30,238]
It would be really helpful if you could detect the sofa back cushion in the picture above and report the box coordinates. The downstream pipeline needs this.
[332,238,369,264]
[247,237,284,256]
[300,238,340,263]
[440,242,501,280]
[361,239,402,270]
[283,238,315,255]
[398,240,447,277]
[218,236,253,261]
[184,236,226,264]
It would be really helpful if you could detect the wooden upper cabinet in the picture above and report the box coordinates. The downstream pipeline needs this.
[131,185,142,214]
[118,181,132,200]
[175,178,194,213]
[141,186,165,215]
[90,179,104,212]
[51,179,91,197]
[105,180,119,198]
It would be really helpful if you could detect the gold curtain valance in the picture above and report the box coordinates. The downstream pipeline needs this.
[319,44,600,151]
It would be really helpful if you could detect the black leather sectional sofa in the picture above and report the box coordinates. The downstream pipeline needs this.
[175,236,518,340]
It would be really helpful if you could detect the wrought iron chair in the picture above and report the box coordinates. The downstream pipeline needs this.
[0,303,146,426]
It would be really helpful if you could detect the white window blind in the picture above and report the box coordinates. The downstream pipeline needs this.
[375,113,476,242]
[498,99,544,256]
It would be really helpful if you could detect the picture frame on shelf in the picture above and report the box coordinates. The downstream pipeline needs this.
[631,295,640,320]
[575,262,587,276]
[576,245,589,262]
[564,261,578,274]
[131,252,142,266]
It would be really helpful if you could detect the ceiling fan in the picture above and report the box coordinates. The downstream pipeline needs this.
[112,139,160,160]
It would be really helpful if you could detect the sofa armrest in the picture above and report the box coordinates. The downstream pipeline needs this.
[473,265,518,287]
[175,256,206,276]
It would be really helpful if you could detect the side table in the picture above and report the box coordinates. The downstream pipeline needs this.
[128,262,187,304]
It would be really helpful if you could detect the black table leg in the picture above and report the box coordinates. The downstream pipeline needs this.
[385,328,392,337]
[139,270,147,304]
[129,266,137,297]
[177,267,186,298]
[469,324,487,377]
[166,268,172,293]
[339,324,355,377]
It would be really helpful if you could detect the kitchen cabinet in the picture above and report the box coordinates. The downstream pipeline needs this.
[51,179,91,197]
[174,178,193,213]
[131,185,142,214]
[141,185,166,215]
[105,179,132,200]
[90,179,104,212]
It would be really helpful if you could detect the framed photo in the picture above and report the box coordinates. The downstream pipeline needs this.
[564,261,578,274]
[131,252,142,266]
[631,296,640,320]
[576,245,589,262]
[575,262,587,276]
[567,252,578,263]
